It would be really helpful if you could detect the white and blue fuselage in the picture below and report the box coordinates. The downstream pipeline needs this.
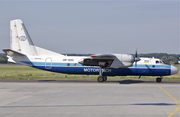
[19,55,177,77]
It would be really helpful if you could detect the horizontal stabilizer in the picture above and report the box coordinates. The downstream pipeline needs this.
[3,49,25,57]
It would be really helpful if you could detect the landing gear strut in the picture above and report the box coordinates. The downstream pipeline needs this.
[156,76,163,83]
[97,67,107,82]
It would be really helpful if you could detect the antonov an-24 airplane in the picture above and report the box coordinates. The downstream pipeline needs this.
[3,19,179,82]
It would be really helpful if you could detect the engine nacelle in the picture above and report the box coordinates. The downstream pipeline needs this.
[78,54,136,68]
[98,62,109,67]
[110,54,134,68]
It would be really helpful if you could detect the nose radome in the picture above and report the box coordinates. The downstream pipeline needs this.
[171,65,179,75]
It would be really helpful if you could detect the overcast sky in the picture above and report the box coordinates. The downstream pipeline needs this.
[0,0,179,54]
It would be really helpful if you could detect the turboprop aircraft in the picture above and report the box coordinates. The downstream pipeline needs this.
[3,19,179,82]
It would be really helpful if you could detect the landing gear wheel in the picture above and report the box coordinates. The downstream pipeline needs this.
[156,78,162,82]
[97,76,104,82]
[103,76,107,81]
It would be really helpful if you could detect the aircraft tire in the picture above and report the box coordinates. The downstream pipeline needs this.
[97,76,104,82]
[103,76,107,81]
[156,78,162,82]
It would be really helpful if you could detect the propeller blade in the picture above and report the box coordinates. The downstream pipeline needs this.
[135,46,138,57]
[134,46,140,67]
[135,49,137,58]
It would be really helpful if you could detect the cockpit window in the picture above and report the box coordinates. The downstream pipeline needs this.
[156,61,159,64]
[156,60,165,64]
[157,59,167,64]
[162,60,167,64]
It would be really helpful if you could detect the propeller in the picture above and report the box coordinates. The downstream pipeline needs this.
[134,46,141,67]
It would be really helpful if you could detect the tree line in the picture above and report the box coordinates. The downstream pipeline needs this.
[0,53,8,63]
[0,53,179,64]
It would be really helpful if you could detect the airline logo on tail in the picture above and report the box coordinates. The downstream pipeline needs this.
[19,36,27,41]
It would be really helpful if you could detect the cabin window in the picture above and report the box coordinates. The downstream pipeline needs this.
[156,61,159,64]
[67,63,70,66]
[63,59,67,61]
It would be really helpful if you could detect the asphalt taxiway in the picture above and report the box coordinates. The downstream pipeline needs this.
[0,80,179,117]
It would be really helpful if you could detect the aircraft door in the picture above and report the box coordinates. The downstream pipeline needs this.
[45,57,52,69]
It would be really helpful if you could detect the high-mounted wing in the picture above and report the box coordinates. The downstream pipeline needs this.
[79,54,137,68]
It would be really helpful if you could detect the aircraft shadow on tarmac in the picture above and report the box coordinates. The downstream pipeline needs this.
[118,80,145,84]
[131,103,177,106]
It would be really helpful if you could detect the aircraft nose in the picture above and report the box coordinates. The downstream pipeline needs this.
[171,65,179,75]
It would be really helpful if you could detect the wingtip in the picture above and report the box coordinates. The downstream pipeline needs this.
[91,55,96,57]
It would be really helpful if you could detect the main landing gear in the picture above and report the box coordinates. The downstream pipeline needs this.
[97,67,107,82]
[97,75,107,82]
[156,76,163,83]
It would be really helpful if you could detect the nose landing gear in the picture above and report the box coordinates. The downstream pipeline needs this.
[156,76,163,82]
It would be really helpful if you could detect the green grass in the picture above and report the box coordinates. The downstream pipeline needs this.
[0,64,179,81]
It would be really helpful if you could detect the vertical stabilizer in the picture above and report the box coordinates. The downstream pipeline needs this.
[10,19,38,56]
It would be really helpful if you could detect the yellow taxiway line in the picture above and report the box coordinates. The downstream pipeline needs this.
[158,86,179,117]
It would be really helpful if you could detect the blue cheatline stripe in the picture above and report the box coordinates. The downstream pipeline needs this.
[130,64,170,69]
[21,61,83,67]
[20,61,171,76]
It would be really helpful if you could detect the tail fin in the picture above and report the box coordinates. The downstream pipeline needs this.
[10,19,38,56]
